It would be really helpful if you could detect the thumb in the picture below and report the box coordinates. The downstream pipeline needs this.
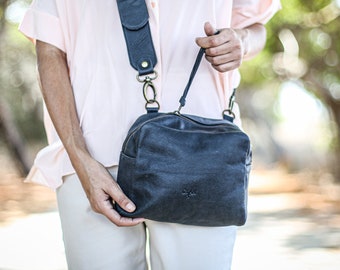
[204,22,218,37]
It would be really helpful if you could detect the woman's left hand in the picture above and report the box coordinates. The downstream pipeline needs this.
[196,22,247,73]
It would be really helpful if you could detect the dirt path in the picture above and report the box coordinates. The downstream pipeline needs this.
[234,171,340,269]
[234,194,340,269]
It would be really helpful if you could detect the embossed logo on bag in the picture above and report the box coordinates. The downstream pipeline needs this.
[182,189,197,199]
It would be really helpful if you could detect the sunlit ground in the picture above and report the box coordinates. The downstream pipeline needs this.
[233,171,340,270]
[0,153,339,270]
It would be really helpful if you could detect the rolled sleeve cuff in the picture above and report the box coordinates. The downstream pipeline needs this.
[232,0,281,28]
[19,7,66,53]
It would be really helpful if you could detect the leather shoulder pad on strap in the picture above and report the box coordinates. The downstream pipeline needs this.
[117,0,149,30]
[117,0,157,75]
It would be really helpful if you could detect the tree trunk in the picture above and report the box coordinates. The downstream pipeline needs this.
[328,102,340,182]
[303,71,340,182]
[0,1,31,176]
[0,98,31,176]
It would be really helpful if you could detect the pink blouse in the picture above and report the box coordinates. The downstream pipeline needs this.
[20,0,281,189]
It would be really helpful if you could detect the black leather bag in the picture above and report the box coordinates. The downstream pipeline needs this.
[116,111,252,226]
[115,0,252,226]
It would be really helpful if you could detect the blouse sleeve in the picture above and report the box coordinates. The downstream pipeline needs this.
[19,0,66,52]
[232,0,281,28]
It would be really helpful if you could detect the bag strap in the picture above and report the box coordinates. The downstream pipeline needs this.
[116,0,157,76]
[176,47,236,121]
[117,0,236,121]
[178,48,205,111]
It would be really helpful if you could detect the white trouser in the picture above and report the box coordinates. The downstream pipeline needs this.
[56,167,237,270]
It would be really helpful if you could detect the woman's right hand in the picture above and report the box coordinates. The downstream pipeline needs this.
[74,155,144,227]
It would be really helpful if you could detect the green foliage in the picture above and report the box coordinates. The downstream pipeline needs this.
[241,0,336,80]
[240,0,340,108]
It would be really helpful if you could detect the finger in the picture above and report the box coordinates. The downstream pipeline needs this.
[196,34,225,49]
[101,198,145,227]
[206,53,233,66]
[205,47,242,65]
[196,22,223,49]
[108,180,137,213]
[211,60,242,73]
[204,21,217,37]
[205,41,235,58]
[207,32,242,55]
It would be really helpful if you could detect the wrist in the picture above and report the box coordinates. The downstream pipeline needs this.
[242,28,250,57]
[235,28,250,57]
[66,141,93,169]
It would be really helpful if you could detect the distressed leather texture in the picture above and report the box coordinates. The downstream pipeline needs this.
[116,112,252,226]
[117,0,157,75]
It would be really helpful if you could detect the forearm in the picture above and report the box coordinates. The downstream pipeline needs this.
[235,23,267,60]
[36,41,91,171]
[36,41,140,225]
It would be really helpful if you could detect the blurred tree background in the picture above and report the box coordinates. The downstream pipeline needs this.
[0,0,45,175]
[238,0,340,182]
[0,0,340,183]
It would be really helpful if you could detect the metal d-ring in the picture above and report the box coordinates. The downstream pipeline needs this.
[222,109,235,119]
[145,99,160,110]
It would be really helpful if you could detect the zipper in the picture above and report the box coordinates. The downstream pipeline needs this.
[122,113,246,153]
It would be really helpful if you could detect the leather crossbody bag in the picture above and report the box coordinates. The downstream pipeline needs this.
[115,0,252,226]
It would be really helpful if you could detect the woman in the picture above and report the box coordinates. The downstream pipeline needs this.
[20,0,280,269]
